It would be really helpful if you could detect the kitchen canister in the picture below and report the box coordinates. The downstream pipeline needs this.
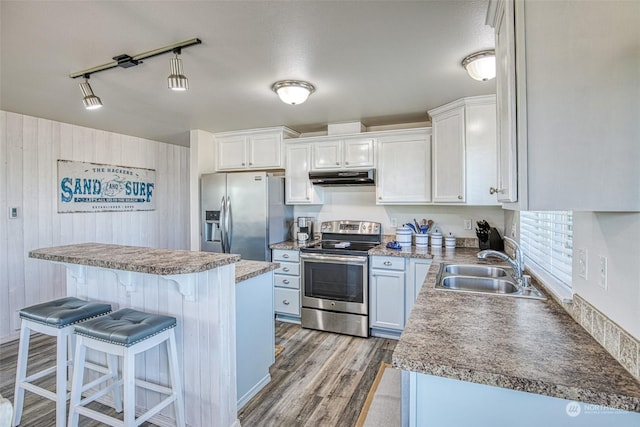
[430,232,443,248]
[415,233,429,247]
[395,226,412,246]
[445,234,456,249]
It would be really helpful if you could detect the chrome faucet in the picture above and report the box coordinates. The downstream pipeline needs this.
[477,236,525,285]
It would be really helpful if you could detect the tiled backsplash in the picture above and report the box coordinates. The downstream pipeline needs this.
[568,294,640,381]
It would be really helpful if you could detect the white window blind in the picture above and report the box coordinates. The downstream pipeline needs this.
[520,211,573,288]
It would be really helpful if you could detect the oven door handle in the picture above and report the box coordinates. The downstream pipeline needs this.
[300,253,368,264]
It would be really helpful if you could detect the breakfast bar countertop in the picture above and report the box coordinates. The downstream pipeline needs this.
[392,248,640,412]
[29,242,240,275]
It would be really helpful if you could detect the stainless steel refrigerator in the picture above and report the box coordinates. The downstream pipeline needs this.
[201,171,292,261]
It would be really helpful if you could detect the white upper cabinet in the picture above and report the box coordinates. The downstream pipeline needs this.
[430,104,466,203]
[312,138,375,170]
[429,95,499,206]
[285,142,324,205]
[488,0,640,211]
[215,127,299,171]
[376,129,432,205]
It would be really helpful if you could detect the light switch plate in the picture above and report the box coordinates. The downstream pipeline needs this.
[577,248,588,280]
[390,218,398,228]
[463,219,472,230]
[598,255,608,290]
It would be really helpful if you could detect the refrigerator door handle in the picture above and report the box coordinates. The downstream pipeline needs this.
[226,197,232,252]
[220,196,227,253]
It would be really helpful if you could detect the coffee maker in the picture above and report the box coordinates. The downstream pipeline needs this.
[296,217,314,243]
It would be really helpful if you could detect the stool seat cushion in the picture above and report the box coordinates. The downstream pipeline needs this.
[19,297,112,328]
[73,308,176,347]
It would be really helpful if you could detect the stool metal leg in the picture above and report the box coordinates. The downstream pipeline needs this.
[12,323,30,426]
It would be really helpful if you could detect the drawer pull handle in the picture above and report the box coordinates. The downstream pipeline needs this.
[282,279,290,284]
[384,261,392,266]
[283,267,290,272]
[283,300,290,305]
[283,254,289,258]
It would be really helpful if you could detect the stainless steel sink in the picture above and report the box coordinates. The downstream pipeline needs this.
[444,264,510,278]
[435,263,546,300]
[440,276,518,294]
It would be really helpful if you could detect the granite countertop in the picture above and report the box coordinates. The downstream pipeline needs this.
[235,260,279,284]
[29,243,240,276]
[392,248,640,412]
[270,239,321,250]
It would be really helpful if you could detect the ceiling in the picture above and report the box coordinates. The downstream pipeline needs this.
[0,0,495,147]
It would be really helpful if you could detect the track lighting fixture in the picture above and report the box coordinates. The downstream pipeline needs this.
[70,38,201,109]
[271,80,316,105]
[79,76,103,110]
[168,49,189,91]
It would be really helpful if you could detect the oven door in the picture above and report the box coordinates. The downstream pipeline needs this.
[300,253,368,315]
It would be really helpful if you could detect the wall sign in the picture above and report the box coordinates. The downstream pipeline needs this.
[57,160,156,213]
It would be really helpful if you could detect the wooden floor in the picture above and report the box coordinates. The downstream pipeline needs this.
[0,322,396,426]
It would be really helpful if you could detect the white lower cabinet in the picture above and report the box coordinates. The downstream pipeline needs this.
[370,256,432,339]
[272,249,301,323]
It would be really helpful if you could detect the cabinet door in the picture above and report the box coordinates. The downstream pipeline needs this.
[312,140,342,170]
[249,133,282,169]
[216,135,247,170]
[370,268,405,331]
[376,132,432,204]
[406,259,431,323]
[432,106,465,203]
[466,99,499,206]
[494,0,518,203]
[285,143,323,204]
[343,138,375,168]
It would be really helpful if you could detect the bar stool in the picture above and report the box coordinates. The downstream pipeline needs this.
[68,308,185,427]
[12,296,112,427]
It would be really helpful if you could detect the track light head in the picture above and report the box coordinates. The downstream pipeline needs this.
[168,53,189,91]
[79,77,103,110]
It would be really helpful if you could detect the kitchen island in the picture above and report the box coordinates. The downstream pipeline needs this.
[393,248,640,426]
[30,243,242,427]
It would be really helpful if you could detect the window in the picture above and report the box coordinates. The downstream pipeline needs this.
[520,211,573,289]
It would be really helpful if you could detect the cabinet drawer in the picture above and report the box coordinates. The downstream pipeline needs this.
[275,274,300,289]
[370,256,406,271]
[275,262,300,276]
[274,288,300,316]
[272,249,300,262]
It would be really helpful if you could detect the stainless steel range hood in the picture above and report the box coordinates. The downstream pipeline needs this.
[309,169,375,186]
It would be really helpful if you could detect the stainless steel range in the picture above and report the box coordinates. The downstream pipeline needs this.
[299,220,381,337]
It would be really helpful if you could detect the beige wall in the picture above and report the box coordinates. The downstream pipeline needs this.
[0,111,190,342]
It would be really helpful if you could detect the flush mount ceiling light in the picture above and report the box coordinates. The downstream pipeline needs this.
[79,76,103,110]
[461,50,496,81]
[70,38,201,109]
[271,80,316,105]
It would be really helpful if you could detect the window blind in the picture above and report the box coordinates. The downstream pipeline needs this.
[520,211,573,287]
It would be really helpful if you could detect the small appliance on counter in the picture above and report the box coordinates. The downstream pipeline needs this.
[296,217,315,243]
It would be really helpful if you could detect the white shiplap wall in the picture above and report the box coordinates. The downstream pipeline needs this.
[0,111,190,342]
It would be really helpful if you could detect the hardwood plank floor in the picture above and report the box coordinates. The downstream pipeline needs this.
[1,322,396,426]
[238,322,397,427]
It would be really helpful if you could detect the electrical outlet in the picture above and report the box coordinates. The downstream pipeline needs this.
[9,207,18,219]
[390,218,398,228]
[577,248,588,280]
[598,255,608,290]
[463,219,472,230]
